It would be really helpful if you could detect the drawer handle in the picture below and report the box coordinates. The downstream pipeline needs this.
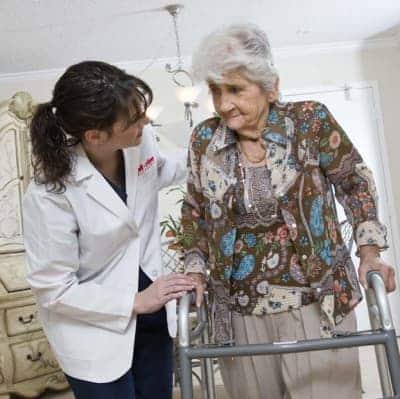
[18,314,34,324]
[27,352,42,362]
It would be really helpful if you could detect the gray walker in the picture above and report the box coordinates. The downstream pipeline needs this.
[177,272,400,399]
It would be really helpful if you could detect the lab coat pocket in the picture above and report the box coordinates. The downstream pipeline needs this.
[49,312,99,359]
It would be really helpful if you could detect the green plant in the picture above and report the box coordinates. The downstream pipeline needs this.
[160,185,186,251]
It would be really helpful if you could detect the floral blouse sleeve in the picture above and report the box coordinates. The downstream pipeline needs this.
[180,122,214,274]
[315,102,388,254]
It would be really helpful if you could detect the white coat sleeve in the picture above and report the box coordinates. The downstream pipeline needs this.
[23,186,135,333]
[146,125,187,189]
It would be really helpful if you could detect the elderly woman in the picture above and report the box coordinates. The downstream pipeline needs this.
[180,24,396,399]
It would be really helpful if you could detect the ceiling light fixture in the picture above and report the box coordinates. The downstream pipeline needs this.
[164,4,200,127]
[164,4,192,87]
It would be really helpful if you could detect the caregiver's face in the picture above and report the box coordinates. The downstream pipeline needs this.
[208,71,270,137]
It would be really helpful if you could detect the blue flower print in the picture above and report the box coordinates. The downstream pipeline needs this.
[198,126,213,140]
[300,235,309,246]
[316,109,327,119]
[299,121,309,134]
[319,239,332,266]
[320,153,334,167]
[208,180,216,193]
[281,272,290,283]
[268,110,279,124]
[287,155,297,169]
[310,196,324,237]
[268,143,277,158]
[197,219,207,231]
[268,300,282,310]
[232,254,255,280]
[210,202,222,219]
[224,265,232,280]
[338,279,347,290]
[265,132,287,147]
[280,195,289,205]
[243,233,257,248]
[220,229,236,257]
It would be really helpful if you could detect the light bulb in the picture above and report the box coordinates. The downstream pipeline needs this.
[176,86,202,104]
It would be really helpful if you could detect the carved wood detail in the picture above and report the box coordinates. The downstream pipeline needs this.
[0,92,69,397]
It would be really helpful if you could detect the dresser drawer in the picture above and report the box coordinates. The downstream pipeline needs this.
[6,305,41,336]
[0,253,30,292]
[11,338,60,383]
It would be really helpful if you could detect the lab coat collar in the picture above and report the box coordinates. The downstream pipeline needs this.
[72,144,140,234]
[72,144,94,182]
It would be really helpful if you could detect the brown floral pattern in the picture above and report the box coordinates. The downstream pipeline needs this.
[181,101,388,343]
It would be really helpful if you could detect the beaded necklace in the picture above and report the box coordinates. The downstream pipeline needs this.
[236,139,280,223]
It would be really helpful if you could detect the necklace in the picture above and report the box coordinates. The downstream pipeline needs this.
[238,140,266,165]
[237,146,278,221]
[237,144,265,212]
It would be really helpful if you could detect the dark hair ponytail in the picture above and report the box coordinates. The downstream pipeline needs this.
[30,60,153,193]
[30,102,79,193]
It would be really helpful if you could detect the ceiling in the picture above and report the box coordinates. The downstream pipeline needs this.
[1,0,400,75]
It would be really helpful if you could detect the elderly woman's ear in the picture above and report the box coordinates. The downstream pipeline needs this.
[267,77,280,103]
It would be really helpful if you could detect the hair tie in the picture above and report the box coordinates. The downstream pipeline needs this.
[51,106,57,115]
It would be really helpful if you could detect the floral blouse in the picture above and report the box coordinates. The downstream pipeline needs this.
[230,164,314,315]
[181,101,388,344]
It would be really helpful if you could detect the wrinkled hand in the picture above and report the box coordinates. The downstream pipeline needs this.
[134,273,195,314]
[187,272,206,307]
[358,247,396,292]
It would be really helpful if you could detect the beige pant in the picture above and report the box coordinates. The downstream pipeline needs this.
[219,304,362,399]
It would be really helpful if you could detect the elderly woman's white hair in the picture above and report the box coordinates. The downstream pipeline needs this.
[192,23,279,91]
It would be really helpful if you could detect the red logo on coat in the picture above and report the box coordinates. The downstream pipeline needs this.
[138,156,155,176]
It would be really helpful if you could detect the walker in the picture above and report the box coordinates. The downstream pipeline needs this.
[177,271,400,399]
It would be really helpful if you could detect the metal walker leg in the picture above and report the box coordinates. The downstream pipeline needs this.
[368,272,400,396]
[178,272,400,399]
[178,292,216,399]
[178,293,194,399]
[367,286,393,396]
[197,301,216,399]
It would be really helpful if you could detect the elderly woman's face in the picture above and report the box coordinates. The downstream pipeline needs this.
[209,72,271,138]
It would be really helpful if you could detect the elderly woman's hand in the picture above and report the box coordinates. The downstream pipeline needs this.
[187,272,206,307]
[358,246,396,293]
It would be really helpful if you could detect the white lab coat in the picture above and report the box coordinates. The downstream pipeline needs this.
[22,125,186,383]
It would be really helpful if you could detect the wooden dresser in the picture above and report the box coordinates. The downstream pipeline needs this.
[0,92,68,398]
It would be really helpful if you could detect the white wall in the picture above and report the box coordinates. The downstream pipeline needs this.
[2,43,400,224]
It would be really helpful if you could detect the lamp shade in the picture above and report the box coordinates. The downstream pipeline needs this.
[176,85,202,104]
[146,104,164,121]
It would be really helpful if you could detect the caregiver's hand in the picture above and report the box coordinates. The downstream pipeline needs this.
[133,273,195,314]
